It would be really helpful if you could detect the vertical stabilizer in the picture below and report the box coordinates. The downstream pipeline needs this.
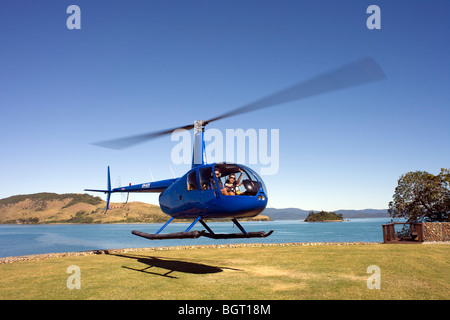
[105,166,111,212]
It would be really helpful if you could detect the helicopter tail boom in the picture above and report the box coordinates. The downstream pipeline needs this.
[85,166,178,213]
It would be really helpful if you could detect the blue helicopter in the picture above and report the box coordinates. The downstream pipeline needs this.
[85,57,385,240]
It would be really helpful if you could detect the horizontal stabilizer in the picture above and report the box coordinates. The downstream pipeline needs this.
[84,189,110,193]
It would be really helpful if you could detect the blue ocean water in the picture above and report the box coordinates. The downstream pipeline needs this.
[0,218,392,258]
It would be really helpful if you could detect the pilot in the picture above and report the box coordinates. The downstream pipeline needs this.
[224,169,243,196]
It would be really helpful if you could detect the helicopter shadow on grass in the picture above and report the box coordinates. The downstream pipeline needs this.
[112,253,243,279]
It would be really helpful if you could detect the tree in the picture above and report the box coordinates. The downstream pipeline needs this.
[388,169,450,222]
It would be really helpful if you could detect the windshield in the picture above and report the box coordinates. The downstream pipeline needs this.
[241,165,268,196]
[213,163,266,196]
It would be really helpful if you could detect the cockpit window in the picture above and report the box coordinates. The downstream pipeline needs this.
[213,163,265,196]
[186,170,198,191]
[198,167,216,190]
[243,166,268,196]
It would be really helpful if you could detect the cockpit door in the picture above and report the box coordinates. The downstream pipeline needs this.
[198,166,221,199]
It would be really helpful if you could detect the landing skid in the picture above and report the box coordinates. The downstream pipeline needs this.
[131,217,273,241]
[202,230,273,239]
[131,230,205,240]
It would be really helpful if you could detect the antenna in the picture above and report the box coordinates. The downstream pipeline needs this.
[169,165,175,178]
[149,169,155,182]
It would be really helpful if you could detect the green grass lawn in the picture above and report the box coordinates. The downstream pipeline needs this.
[0,243,448,300]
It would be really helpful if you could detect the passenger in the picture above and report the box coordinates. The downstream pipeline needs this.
[224,169,244,196]
[214,168,228,195]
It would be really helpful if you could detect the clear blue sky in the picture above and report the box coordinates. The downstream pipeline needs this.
[0,0,449,211]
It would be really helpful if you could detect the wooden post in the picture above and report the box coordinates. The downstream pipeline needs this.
[389,224,396,241]
[416,223,423,242]
[382,225,387,243]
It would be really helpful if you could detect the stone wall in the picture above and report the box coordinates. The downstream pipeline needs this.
[422,222,450,242]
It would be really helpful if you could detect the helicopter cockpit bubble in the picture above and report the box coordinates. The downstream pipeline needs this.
[213,163,266,197]
[241,165,268,196]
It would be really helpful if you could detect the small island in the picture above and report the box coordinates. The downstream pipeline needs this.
[304,210,344,222]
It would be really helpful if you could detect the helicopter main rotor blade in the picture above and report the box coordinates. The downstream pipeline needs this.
[204,57,385,125]
[92,57,385,150]
[92,124,194,150]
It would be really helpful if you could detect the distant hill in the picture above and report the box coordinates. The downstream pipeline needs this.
[262,207,389,220]
[261,208,310,220]
[0,193,270,224]
[0,192,167,224]
[334,209,390,219]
